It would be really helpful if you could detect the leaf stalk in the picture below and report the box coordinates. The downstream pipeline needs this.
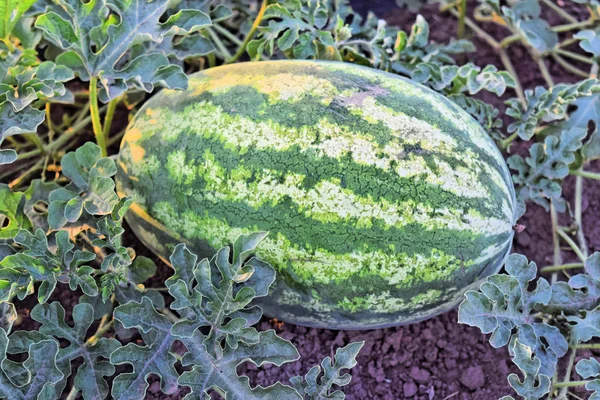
[89,77,107,157]
[227,0,268,63]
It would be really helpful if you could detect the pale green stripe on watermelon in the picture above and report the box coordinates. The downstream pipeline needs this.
[128,98,513,222]
[163,147,512,236]
[145,201,511,287]
[322,62,510,172]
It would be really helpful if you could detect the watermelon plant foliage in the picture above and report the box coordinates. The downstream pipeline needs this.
[1,0,600,399]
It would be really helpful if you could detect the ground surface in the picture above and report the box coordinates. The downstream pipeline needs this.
[10,1,600,399]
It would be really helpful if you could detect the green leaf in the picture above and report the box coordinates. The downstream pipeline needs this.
[291,341,364,399]
[449,94,504,141]
[0,329,63,400]
[508,127,587,211]
[166,233,275,359]
[48,142,119,229]
[35,0,211,102]
[480,0,557,52]
[80,293,114,320]
[0,102,43,164]
[113,297,301,399]
[22,302,120,399]
[112,236,361,399]
[391,15,474,77]
[131,4,214,62]
[411,62,514,96]
[506,338,552,400]
[0,253,54,302]
[542,253,600,314]
[576,358,600,399]
[111,296,184,399]
[0,184,31,241]
[11,229,98,300]
[2,61,74,112]
[92,214,130,272]
[128,256,156,284]
[567,307,600,343]
[0,0,36,39]
[249,1,333,60]
[0,47,75,164]
[506,79,599,141]
[179,329,302,399]
[247,0,391,64]
[576,29,600,59]
[458,254,567,381]
[458,64,516,96]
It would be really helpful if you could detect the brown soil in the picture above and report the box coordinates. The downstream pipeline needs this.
[10,1,600,399]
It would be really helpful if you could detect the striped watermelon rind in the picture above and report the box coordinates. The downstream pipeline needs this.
[117,60,516,329]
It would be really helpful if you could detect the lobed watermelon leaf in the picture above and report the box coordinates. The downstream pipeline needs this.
[506,338,552,400]
[505,80,600,141]
[10,302,121,399]
[35,0,211,102]
[290,341,364,399]
[0,0,36,39]
[0,45,73,164]
[0,184,31,241]
[412,63,515,96]
[460,252,600,400]
[0,329,63,400]
[48,142,119,229]
[11,229,97,300]
[576,29,600,60]
[576,358,600,399]
[508,127,588,211]
[458,254,568,398]
[165,232,274,359]
[112,234,362,399]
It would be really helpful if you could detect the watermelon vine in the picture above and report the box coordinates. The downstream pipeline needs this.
[1,0,600,399]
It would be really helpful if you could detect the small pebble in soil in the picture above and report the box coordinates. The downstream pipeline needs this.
[403,381,418,397]
[409,366,431,384]
[459,366,486,390]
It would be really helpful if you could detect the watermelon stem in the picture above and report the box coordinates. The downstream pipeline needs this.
[500,132,518,149]
[550,203,562,284]
[571,169,600,180]
[456,0,466,39]
[569,343,600,350]
[552,380,590,389]
[89,77,107,157]
[102,96,121,146]
[207,27,232,59]
[540,262,584,273]
[227,0,268,63]
[539,0,578,24]
[556,228,587,263]
[557,347,577,398]
[24,132,46,155]
[574,175,589,259]
[551,54,589,79]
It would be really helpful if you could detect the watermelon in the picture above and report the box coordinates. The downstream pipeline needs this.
[116,60,516,329]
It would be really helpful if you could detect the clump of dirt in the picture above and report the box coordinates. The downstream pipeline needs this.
[245,311,518,399]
